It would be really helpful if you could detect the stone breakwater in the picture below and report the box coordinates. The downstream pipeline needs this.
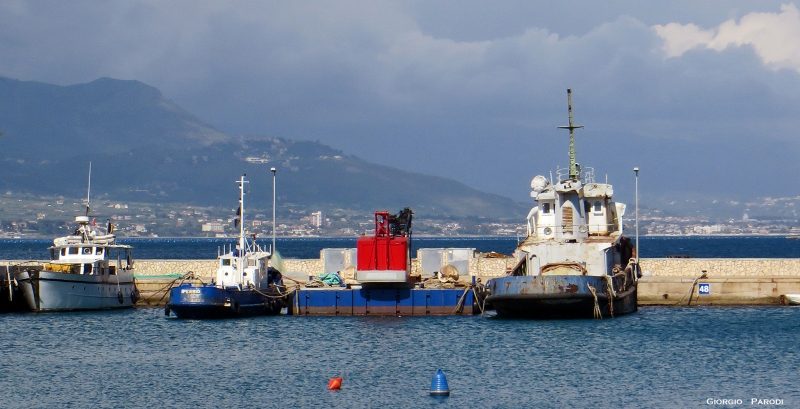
[7,257,800,306]
[639,258,800,277]
[131,257,800,280]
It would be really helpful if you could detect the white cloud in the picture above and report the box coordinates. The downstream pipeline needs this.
[655,3,800,72]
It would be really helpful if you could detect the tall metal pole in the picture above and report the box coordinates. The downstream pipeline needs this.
[238,175,247,252]
[271,167,277,254]
[634,167,639,259]
[557,89,584,181]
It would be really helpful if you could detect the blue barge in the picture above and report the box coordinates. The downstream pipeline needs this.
[294,210,476,316]
[294,287,474,316]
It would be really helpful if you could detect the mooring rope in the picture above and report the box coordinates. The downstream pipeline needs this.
[673,270,708,306]
[473,287,485,315]
[450,286,471,315]
[603,275,616,318]
[250,283,299,299]
[587,283,602,319]
[138,271,197,306]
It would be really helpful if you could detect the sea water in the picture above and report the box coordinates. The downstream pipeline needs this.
[0,307,797,408]
[1,237,799,407]
[3,235,800,260]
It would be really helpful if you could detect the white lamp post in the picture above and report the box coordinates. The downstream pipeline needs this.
[271,167,277,254]
[634,167,639,260]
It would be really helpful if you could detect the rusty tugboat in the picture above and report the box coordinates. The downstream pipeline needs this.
[485,89,639,318]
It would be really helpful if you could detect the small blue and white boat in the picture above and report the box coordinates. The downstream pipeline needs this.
[166,175,291,319]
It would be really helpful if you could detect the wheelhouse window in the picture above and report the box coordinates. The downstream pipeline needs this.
[593,201,602,213]
[82,247,93,255]
[221,259,231,266]
[542,203,551,214]
[95,247,103,255]
[511,257,528,276]
[61,248,66,256]
[68,247,79,255]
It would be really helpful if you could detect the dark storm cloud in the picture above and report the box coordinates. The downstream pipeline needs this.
[1,1,799,203]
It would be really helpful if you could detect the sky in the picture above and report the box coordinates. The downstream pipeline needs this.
[2,1,800,205]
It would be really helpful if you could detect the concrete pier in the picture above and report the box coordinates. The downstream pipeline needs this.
[6,255,800,307]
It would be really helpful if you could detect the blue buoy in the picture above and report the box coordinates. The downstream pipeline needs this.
[429,369,450,396]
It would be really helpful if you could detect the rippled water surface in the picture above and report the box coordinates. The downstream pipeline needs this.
[1,307,798,408]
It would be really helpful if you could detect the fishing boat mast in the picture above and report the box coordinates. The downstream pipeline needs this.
[237,175,248,252]
[557,88,584,181]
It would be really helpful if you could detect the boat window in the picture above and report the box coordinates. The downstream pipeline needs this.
[249,259,257,267]
[221,259,231,266]
[82,247,92,255]
[61,248,66,256]
[68,247,79,255]
[584,201,590,213]
[542,203,551,214]
[50,249,56,260]
[594,201,602,213]
[83,264,92,274]
[511,258,528,276]
[96,247,103,255]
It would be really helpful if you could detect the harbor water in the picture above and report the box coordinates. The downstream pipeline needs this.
[2,237,799,407]
[4,235,800,260]
[1,306,797,407]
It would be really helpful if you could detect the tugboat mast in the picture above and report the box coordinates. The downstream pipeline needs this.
[557,89,584,181]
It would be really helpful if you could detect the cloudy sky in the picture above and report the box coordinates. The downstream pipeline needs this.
[2,1,800,204]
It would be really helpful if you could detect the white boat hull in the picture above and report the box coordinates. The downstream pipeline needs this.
[14,269,137,311]
[785,294,800,305]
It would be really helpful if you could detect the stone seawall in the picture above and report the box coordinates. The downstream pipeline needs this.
[7,257,800,306]
[639,258,800,277]
[9,257,800,279]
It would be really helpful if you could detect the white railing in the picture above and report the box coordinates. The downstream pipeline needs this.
[555,166,595,184]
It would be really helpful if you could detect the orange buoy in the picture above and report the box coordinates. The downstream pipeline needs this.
[328,377,343,390]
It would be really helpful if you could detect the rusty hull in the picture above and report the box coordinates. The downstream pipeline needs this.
[486,275,637,318]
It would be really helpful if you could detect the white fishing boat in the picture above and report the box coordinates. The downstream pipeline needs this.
[785,294,800,305]
[14,216,138,311]
[14,164,139,312]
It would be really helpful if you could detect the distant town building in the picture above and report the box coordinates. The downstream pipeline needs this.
[202,222,225,233]
[311,211,325,228]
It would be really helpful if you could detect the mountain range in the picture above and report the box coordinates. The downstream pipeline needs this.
[0,77,528,219]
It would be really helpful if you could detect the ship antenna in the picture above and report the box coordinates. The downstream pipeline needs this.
[557,88,584,181]
[85,162,92,216]
[237,174,248,255]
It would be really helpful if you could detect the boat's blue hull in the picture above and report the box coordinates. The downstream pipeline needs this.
[295,287,474,316]
[166,284,291,319]
[486,275,637,318]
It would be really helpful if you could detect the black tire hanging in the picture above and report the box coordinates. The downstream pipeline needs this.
[117,291,124,305]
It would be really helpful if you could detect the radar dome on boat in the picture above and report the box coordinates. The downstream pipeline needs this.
[531,175,550,192]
